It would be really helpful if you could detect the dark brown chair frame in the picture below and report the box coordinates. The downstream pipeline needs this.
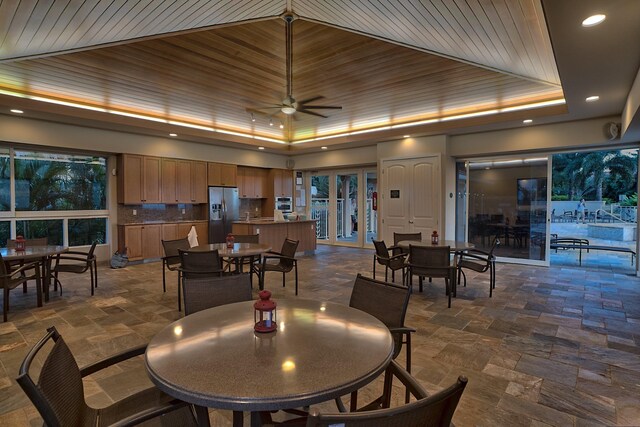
[1,253,42,322]
[406,245,457,308]
[307,360,467,427]
[51,241,98,296]
[456,237,500,297]
[7,237,47,294]
[178,249,225,312]
[372,240,407,284]
[182,273,253,316]
[161,237,190,293]
[17,326,198,427]
[258,238,299,295]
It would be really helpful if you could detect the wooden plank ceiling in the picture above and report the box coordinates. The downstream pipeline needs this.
[0,0,563,149]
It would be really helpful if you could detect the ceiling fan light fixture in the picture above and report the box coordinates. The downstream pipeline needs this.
[281,106,296,115]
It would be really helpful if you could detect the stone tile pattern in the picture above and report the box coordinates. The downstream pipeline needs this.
[1,246,640,426]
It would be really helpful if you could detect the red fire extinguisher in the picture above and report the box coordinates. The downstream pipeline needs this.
[372,192,378,211]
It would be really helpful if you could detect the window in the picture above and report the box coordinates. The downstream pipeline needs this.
[16,219,64,245]
[68,218,107,246]
[14,151,106,211]
[0,148,9,212]
[0,221,9,246]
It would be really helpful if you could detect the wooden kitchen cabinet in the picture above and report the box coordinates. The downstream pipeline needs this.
[208,162,237,187]
[161,223,179,241]
[238,167,267,198]
[161,159,178,203]
[161,159,207,204]
[191,161,208,203]
[119,224,162,261]
[271,169,293,197]
[118,154,162,204]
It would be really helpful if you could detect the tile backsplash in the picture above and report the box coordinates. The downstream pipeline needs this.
[239,199,263,218]
[118,204,207,224]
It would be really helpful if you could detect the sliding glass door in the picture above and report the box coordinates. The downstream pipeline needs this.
[466,157,550,265]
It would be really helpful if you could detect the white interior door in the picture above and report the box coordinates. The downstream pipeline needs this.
[381,156,441,242]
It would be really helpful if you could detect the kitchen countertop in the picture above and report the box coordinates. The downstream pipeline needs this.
[120,220,208,226]
[233,219,315,225]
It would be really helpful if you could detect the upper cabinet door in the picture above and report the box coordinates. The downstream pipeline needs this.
[143,157,162,203]
[118,154,143,204]
[191,161,208,203]
[161,158,178,203]
[208,162,237,187]
[177,160,192,203]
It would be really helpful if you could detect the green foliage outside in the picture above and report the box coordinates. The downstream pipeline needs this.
[0,221,9,246]
[16,220,63,245]
[552,150,638,203]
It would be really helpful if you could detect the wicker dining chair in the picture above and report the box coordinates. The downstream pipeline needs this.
[161,237,190,293]
[227,234,261,284]
[407,245,457,308]
[177,249,225,311]
[392,232,422,256]
[182,273,253,316]
[299,360,467,427]
[257,238,299,295]
[1,253,42,322]
[17,326,198,427]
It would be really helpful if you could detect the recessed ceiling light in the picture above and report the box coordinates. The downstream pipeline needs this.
[586,95,600,102]
[279,122,284,129]
[169,133,177,137]
[523,119,533,124]
[582,14,606,27]
[321,146,328,150]
[403,135,411,138]
[258,146,265,150]
[10,109,23,114]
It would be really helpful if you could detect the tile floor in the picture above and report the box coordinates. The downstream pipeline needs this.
[1,245,639,426]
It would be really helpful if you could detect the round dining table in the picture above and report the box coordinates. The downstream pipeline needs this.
[145,298,394,427]
[0,245,68,305]
[396,239,474,252]
[190,242,272,259]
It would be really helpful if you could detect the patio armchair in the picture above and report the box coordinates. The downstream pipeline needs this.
[257,238,299,295]
[178,249,225,311]
[161,237,190,293]
[406,245,456,308]
[268,360,467,427]
[51,241,98,296]
[17,326,198,427]
[1,253,42,322]
[182,273,253,315]
[456,237,500,297]
[391,232,422,256]
[7,237,47,293]
[372,239,407,284]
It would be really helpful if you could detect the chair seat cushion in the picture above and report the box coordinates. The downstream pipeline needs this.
[98,386,194,426]
[55,264,88,274]
[259,263,289,273]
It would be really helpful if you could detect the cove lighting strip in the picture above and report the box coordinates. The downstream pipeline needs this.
[1,88,564,145]
[0,89,284,144]
[293,99,566,144]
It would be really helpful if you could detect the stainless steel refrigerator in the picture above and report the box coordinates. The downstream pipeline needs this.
[208,187,239,243]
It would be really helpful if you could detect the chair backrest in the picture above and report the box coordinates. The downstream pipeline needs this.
[393,232,422,246]
[305,360,467,427]
[278,238,299,269]
[487,237,501,258]
[182,274,253,315]
[86,241,98,258]
[8,237,48,248]
[17,326,94,427]
[234,234,260,244]
[408,245,451,277]
[349,274,410,358]
[179,249,223,278]
[372,240,390,263]
[162,238,190,259]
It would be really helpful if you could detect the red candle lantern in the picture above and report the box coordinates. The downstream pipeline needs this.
[431,230,439,245]
[254,290,277,333]
[226,233,235,248]
[15,235,26,251]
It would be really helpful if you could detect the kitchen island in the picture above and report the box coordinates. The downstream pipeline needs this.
[232,219,316,253]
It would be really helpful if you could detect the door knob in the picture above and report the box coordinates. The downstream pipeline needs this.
[409,220,414,224]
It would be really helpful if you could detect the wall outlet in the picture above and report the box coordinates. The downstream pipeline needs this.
[256,228,260,234]
[133,209,137,215]
[181,208,186,214]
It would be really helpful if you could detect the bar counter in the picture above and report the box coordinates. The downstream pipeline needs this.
[232,219,316,253]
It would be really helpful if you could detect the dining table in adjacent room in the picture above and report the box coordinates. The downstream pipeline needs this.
[396,239,475,253]
[145,298,394,427]
[189,242,272,273]
[0,245,68,305]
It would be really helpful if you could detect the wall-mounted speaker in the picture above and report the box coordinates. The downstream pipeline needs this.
[603,122,620,140]
[286,158,295,169]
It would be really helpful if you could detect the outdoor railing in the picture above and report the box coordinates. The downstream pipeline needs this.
[311,198,377,239]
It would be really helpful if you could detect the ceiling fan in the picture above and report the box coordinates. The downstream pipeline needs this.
[248,14,342,119]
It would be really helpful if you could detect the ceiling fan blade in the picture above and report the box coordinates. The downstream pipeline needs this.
[298,110,328,118]
[297,96,324,104]
[300,105,342,110]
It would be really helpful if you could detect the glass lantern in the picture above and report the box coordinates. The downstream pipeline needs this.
[254,290,277,333]
[226,233,235,248]
[431,230,439,245]
[15,235,26,251]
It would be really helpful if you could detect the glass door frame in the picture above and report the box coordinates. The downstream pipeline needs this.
[463,155,551,267]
